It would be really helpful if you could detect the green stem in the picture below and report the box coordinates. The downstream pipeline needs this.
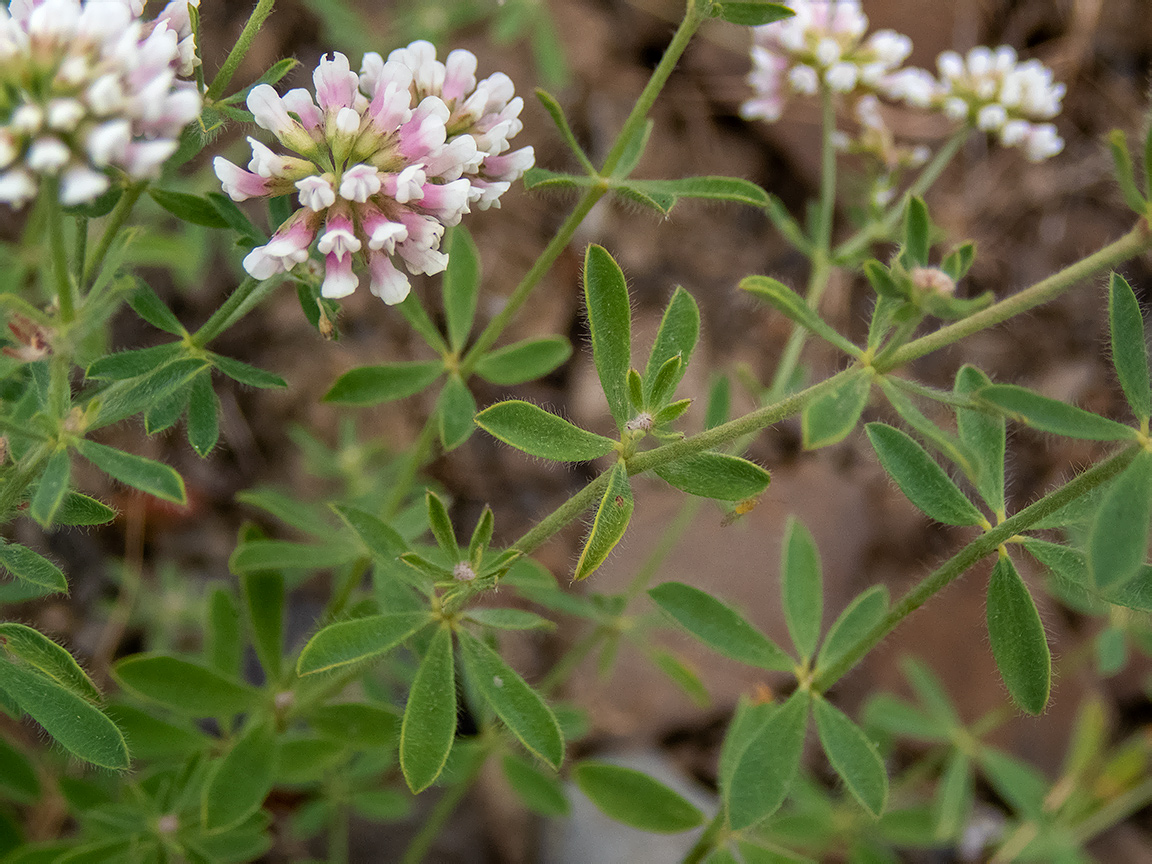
[812,444,1140,691]
[382,416,439,520]
[45,181,74,323]
[205,0,276,101]
[879,222,1152,370]
[460,190,604,373]
[191,276,281,347]
[539,626,607,695]
[400,751,486,864]
[328,798,350,864]
[765,87,837,402]
[833,127,968,263]
[509,470,612,557]
[680,808,726,864]
[600,0,707,178]
[73,216,87,289]
[1071,776,1152,844]
[624,496,701,600]
[83,183,145,286]
[321,556,371,625]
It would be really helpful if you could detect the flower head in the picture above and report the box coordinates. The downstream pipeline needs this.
[742,0,911,121]
[216,44,532,305]
[886,46,1065,161]
[0,0,201,208]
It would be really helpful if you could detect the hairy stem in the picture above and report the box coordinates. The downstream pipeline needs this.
[382,416,440,520]
[44,182,74,323]
[509,470,612,557]
[191,276,282,347]
[205,0,276,101]
[400,751,486,864]
[812,444,1140,691]
[83,183,145,286]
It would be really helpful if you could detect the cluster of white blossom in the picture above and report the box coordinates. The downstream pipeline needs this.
[0,0,201,208]
[742,0,911,122]
[215,42,533,305]
[886,46,1065,162]
[744,0,1066,163]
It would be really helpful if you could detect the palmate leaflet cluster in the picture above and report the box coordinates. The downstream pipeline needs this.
[0,0,1149,862]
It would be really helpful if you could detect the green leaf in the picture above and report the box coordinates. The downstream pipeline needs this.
[879,379,977,479]
[742,276,861,358]
[113,654,258,716]
[474,336,571,385]
[816,586,888,675]
[654,452,770,501]
[443,227,481,351]
[978,747,1048,819]
[862,694,947,742]
[979,384,1136,441]
[613,184,676,215]
[573,462,633,580]
[0,661,129,770]
[205,585,242,676]
[203,719,277,830]
[331,504,407,562]
[654,398,692,425]
[465,608,554,631]
[715,1,794,26]
[522,167,595,191]
[475,400,616,462]
[1108,129,1147,214]
[0,624,99,702]
[727,689,810,829]
[458,630,564,767]
[323,361,444,405]
[207,192,265,243]
[425,490,459,560]
[65,183,123,218]
[74,439,186,504]
[310,703,399,748]
[0,735,40,803]
[625,176,771,210]
[399,625,457,793]
[502,753,569,816]
[649,291,700,391]
[954,365,1006,514]
[863,260,903,299]
[533,89,594,172]
[296,613,431,675]
[228,539,358,574]
[986,555,1051,714]
[573,761,704,833]
[647,356,682,408]
[901,657,959,727]
[127,282,185,336]
[54,493,117,526]
[437,375,476,451]
[1109,273,1150,421]
[813,694,888,817]
[940,242,977,282]
[781,517,823,661]
[115,702,206,763]
[467,506,493,567]
[765,193,811,254]
[649,648,709,707]
[934,751,972,841]
[30,450,70,527]
[144,384,189,435]
[705,375,731,430]
[802,369,871,449]
[584,245,632,430]
[187,372,220,457]
[865,423,985,526]
[614,118,653,179]
[85,343,183,380]
[91,358,207,428]
[211,354,287,389]
[649,582,792,671]
[149,188,230,228]
[1087,450,1152,590]
[241,571,284,681]
[0,542,67,594]
[904,197,931,266]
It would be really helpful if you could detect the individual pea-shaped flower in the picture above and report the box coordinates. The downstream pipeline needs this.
[0,0,201,209]
[887,46,1065,162]
[367,39,535,209]
[742,0,912,122]
[215,46,527,305]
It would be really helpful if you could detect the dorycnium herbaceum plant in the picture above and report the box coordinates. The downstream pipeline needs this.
[3,0,1152,860]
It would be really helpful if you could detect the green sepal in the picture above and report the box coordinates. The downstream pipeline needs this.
[475,400,616,462]
[654,452,770,501]
[573,462,633,580]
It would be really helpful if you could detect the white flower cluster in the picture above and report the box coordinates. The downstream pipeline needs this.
[886,46,1065,162]
[742,0,911,122]
[215,42,534,305]
[743,1,1067,164]
[0,0,202,208]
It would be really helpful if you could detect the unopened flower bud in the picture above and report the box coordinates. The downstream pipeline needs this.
[910,266,956,297]
[625,412,653,433]
[453,561,476,582]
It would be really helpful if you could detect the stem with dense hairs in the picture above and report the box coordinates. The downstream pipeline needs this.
[509,469,613,557]
[400,749,487,864]
[811,444,1140,691]
[879,221,1152,369]
[44,182,74,323]
[191,276,282,346]
[83,182,145,286]
[680,808,726,864]
[205,0,276,101]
